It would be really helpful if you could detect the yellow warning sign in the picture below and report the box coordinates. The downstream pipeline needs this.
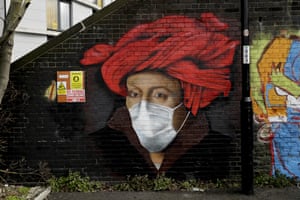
[57,81,67,95]
[57,71,85,103]
[71,71,83,90]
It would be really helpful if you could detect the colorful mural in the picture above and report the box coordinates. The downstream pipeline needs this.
[77,13,239,179]
[251,32,300,179]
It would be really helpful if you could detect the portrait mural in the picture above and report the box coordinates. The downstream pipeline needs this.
[6,0,300,185]
[77,12,239,180]
[251,32,300,180]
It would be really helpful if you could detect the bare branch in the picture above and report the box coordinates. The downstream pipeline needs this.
[0,0,31,44]
[0,0,31,104]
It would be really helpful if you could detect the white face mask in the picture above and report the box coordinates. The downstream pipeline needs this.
[128,100,189,152]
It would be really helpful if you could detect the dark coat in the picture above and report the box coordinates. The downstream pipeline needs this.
[89,106,233,181]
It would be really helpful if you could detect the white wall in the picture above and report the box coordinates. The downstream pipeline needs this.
[13,0,47,61]
[103,0,115,7]
[13,32,46,61]
[72,2,93,25]
[6,0,10,10]
[0,0,5,37]
[17,0,47,33]
[10,0,97,61]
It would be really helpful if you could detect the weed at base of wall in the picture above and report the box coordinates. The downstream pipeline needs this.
[47,170,299,193]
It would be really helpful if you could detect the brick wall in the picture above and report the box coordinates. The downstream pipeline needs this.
[250,0,300,179]
[5,0,296,184]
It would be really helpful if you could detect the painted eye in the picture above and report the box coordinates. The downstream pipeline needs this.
[153,92,167,99]
[127,90,140,98]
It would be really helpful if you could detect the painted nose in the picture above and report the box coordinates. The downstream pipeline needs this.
[141,94,150,102]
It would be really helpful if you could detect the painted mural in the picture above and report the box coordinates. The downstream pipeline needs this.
[251,32,300,180]
[44,13,239,180]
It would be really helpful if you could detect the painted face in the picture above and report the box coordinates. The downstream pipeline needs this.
[126,71,187,130]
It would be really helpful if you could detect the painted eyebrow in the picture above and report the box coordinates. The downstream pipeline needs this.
[126,83,179,96]
[149,86,176,95]
[126,83,140,90]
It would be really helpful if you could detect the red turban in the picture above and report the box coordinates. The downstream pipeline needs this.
[80,13,239,115]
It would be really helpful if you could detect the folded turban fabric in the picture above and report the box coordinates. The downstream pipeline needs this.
[80,13,239,115]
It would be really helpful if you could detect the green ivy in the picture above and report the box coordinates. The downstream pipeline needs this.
[5,196,25,200]
[17,186,30,196]
[47,170,299,192]
[113,175,153,191]
[254,171,297,188]
[153,175,176,191]
[4,186,30,200]
[47,171,104,192]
